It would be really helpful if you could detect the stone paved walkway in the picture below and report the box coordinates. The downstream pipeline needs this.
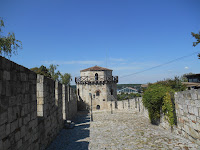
[46,110,200,150]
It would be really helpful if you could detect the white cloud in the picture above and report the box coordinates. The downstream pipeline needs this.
[111,66,140,71]
[109,58,125,62]
[41,60,103,65]
[185,66,189,69]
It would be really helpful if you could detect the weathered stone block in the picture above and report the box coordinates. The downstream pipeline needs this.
[30,102,36,112]
[0,140,2,150]
[0,81,2,95]
[24,131,31,142]
[193,107,199,116]
[37,97,44,105]
[6,123,10,136]
[23,114,30,125]
[3,71,10,81]
[0,124,6,139]
[20,125,25,138]
[195,100,200,107]
[16,139,22,149]
[8,107,14,123]
[6,82,11,96]
[37,91,44,98]
[29,119,37,128]
[37,105,43,112]
[188,105,194,114]
[24,103,31,114]
[197,123,200,132]
[190,100,196,106]
[191,89,198,100]
[190,121,197,130]
[189,114,196,122]
[19,118,22,127]
[16,94,23,104]
[189,126,199,139]
[197,89,200,99]
[1,81,6,96]
[182,104,188,113]
[31,94,36,102]
[22,94,29,104]
[10,71,17,81]
[29,73,36,80]
[11,119,18,133]
[9,96,16,106]
[15,130,21,141]
[37,111,43,117]
[0,111,8,125]
[31,111,37,120]
[37,83,44,93]
[3,137,11,150]
[21,73,27,81]
[185,100,191,105]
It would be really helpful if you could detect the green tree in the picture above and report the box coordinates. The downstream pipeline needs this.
[191,31,200,59]
[0,18,22,57]
[61,73,71,85]
[156,76,186,92]
[48,64,61,81]
[30,65,51,77]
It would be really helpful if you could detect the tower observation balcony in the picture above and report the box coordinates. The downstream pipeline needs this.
[75,76,118,84]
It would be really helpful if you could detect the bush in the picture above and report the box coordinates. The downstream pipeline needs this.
[162,92,176,126]
[142,84,175,125]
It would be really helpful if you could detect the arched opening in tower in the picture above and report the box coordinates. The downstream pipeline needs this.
[96,105,100,110]
[95,73,98,81]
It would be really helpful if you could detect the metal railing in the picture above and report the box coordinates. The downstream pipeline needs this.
[75,75,118,84]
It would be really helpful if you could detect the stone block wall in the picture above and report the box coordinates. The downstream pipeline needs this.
[116,98,148,118]
[68,88,77,120]
[37,75,64,149]
[0,56,78,150]
[117,90,200,145]
[62,85,77,120]
[175,89,200,145]
[62,85,68,120]
[0,56,39,150]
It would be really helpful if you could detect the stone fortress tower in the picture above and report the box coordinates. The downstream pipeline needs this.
[75,66,118,110]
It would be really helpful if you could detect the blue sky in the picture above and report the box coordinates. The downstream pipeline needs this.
[1,0,200,84]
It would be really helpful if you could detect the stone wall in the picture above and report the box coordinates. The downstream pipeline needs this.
[67,87,77,120]
[116,98,148,118]
[0,56,38,150]
[117,89,200,145]
[0,56,77,150]
[37,75,64,149]
[175,89,200,145]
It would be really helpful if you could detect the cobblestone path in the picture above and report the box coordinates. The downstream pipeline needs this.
[46,110,200,150]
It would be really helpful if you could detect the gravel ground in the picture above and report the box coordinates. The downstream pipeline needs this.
[46,110,200,150]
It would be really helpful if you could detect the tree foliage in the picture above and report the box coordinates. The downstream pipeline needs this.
[30,64,71,85]
[142,84,175,125]
[48,64,61,81]
[61,73,71,85]
[0,18,22,57]
[162,92,176,126]
[30,65,51,77]
[142,76,187,125]
[156,76,187,92]
[191,31,200,59]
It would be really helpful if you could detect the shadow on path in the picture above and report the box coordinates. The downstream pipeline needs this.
[46,111,90,150]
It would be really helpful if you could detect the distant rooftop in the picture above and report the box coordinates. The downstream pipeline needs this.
[80,66,112,72]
